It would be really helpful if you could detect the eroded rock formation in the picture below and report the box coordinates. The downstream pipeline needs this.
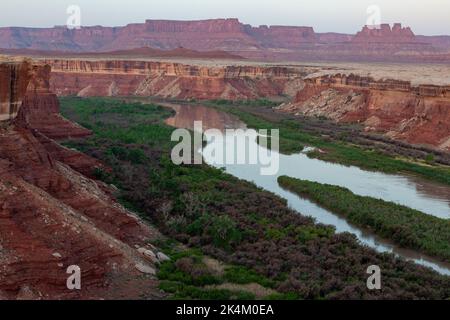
[15,62,91,139]
[279,74,450,150]
[353,24,416,43]
[0,58,164,299]
[0,58,31,121]
[45,59,305,100]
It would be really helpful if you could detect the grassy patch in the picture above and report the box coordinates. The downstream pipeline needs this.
[60,96,175,148]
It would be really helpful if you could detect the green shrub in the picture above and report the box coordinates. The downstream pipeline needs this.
[425,154,435,164]
[108,146,147,164]
[296,225,334,243]
[207,215,242,250]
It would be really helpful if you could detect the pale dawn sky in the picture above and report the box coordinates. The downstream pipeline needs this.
[0,0,448,35]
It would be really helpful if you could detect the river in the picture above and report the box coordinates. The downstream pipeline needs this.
[164,102,450,275]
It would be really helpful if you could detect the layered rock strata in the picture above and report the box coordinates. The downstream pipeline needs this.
[279,74,450,150]
[45,59,305,100]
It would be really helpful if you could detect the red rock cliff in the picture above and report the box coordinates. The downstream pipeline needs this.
[0,58,31,121]
[15,62,91,139]
[280,74,450,150]
[45,59,305,100]
[0,58,164,299]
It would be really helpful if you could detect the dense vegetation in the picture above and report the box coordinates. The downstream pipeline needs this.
[60,97,450,300]
[204,101,450,186]
[155,242,289,300]
[278,176,450,262]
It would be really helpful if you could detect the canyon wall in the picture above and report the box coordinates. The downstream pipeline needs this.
[279,74,450,150]
[44,57,450,150]
[45,59,306,100]
[0,58,31,121]
[0,58,164,299]
[0,20,448,63]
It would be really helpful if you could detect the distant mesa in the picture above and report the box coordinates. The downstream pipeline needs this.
[0,18,448,63]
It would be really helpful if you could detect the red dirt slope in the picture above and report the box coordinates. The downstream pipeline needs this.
[0,58,165,300]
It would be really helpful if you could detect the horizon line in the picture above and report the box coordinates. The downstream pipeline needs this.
[1,18,448,37]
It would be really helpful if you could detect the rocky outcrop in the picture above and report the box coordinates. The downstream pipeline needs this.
[0,58,164,299]
[0,57,90,138]
[339,24,435,59]
[45,59,305,100]
[279,74,450,150]
[0,58,31,121]
[15,62,91,139]
[353,24,416,43]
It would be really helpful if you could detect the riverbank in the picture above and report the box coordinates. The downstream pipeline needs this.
[202,100,450,186]
[278,176,450,263]
[59,96,450,299]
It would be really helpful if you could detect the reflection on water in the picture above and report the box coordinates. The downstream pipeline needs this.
[164,103,246,132]
[165,103,450,275]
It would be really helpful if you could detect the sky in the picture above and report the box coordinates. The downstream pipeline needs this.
[0,0,448,35]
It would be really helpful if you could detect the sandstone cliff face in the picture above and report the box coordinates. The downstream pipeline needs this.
[0,59,31,121]
[279,74,450,150]
[15,62,91,139]
[45,59,305,100]
[0,59,163,299]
